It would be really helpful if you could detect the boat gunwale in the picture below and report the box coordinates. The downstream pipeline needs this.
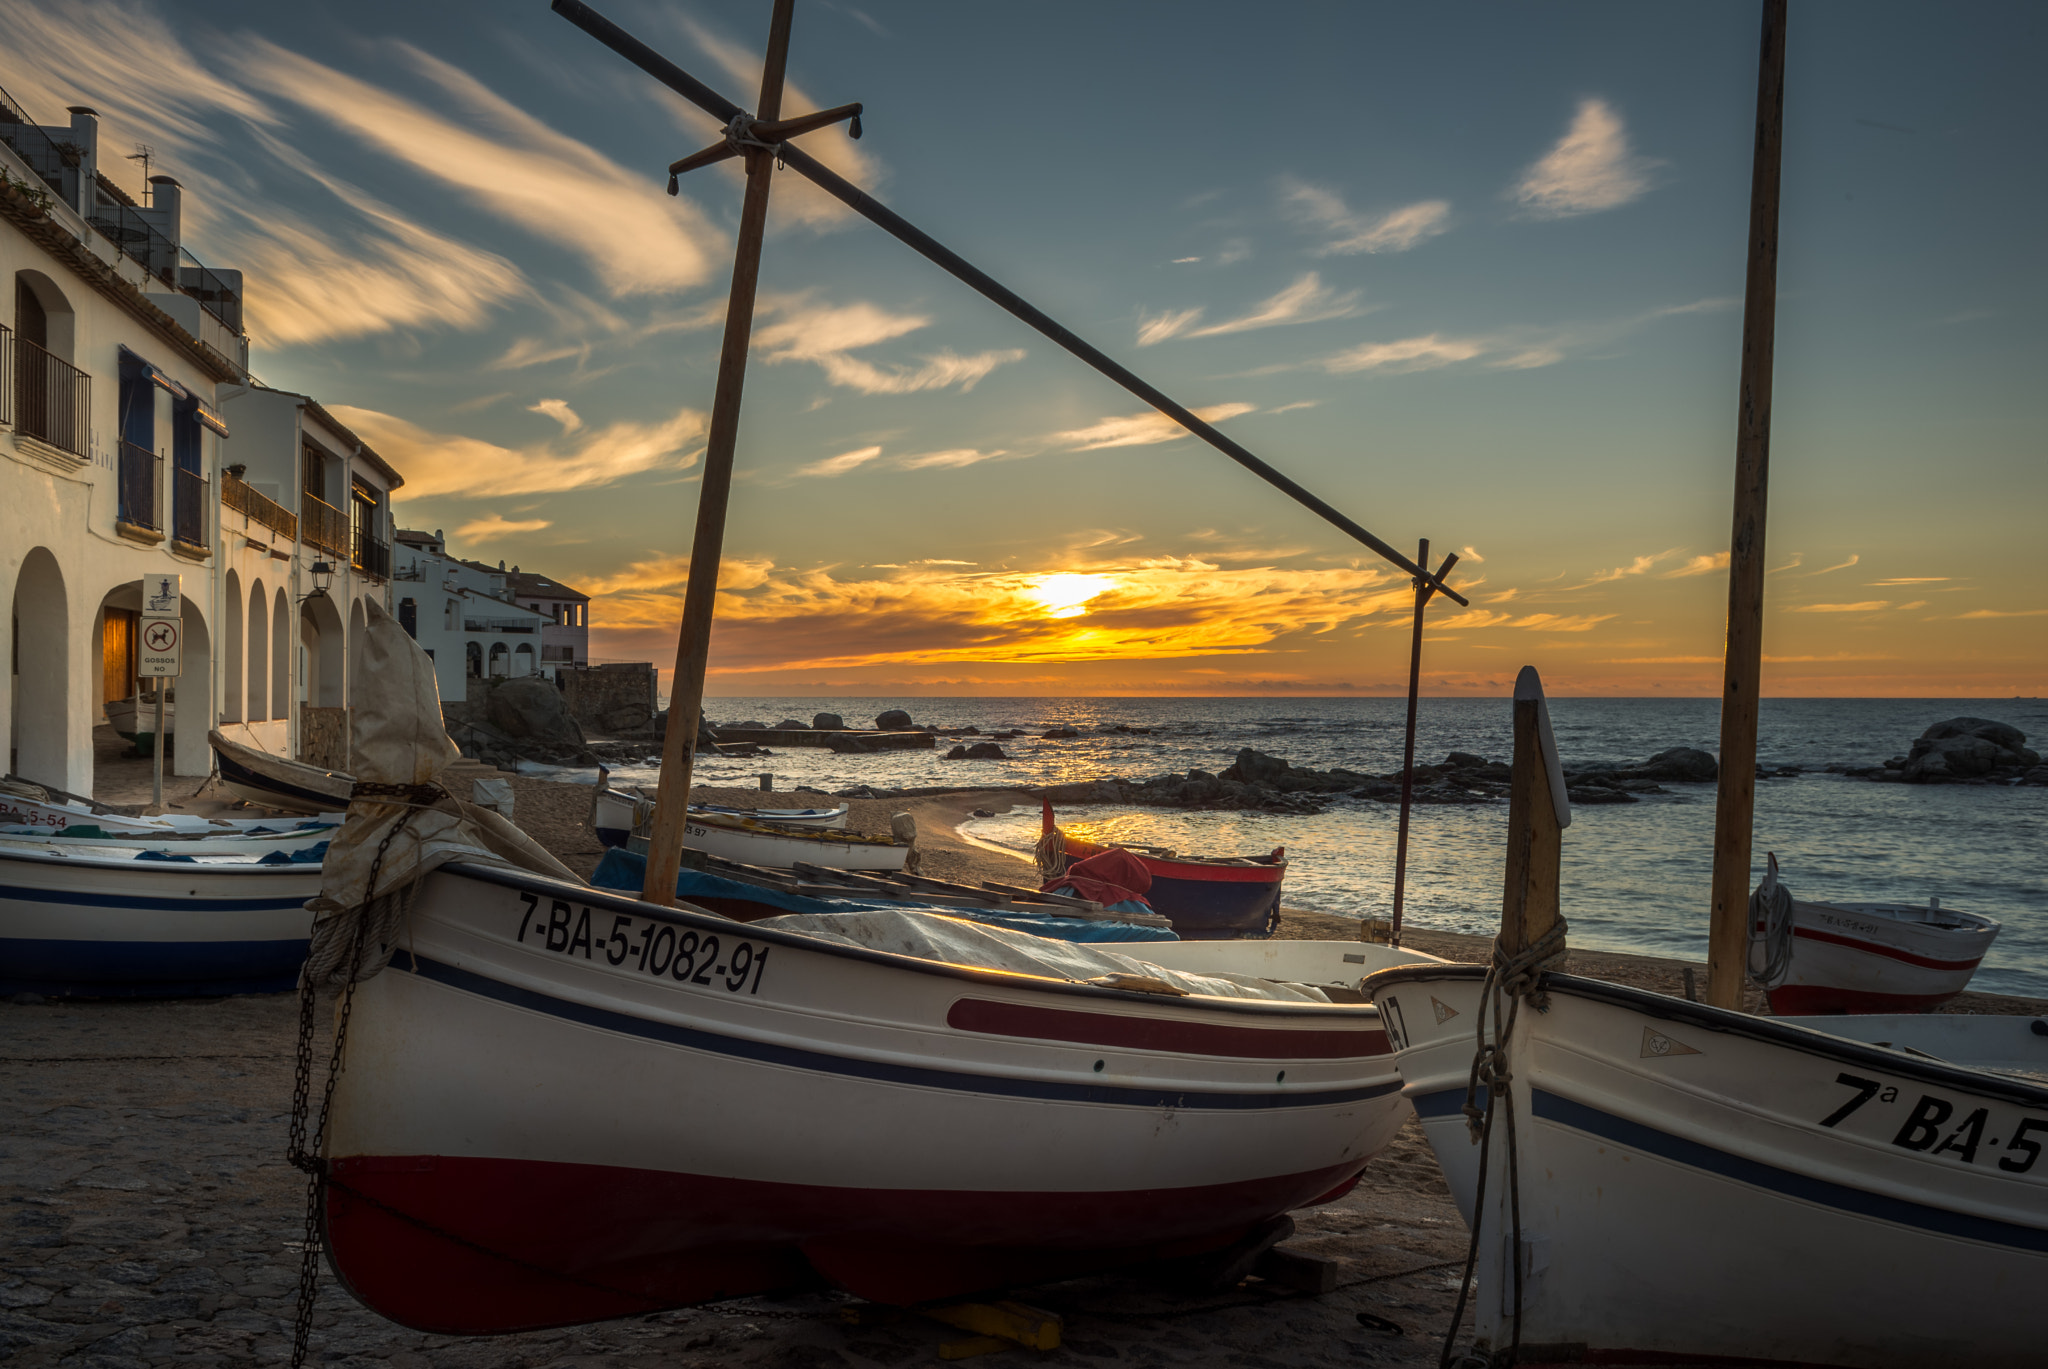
[0,843,328,878]
[444,860,1391,1023]
[1361,963,2048,1110]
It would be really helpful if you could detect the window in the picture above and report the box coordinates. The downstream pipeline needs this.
[303,443,328,500]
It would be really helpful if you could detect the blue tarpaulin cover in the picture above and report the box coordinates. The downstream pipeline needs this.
[591,848,1176,943]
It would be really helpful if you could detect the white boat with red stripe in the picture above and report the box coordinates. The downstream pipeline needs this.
[1750,854,2001,1014]
[319,861,1437,1332]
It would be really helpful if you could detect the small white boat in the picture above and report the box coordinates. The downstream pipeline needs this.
[1368,960,2048,1367]
[209,729,353,814]
[0,841,320,997]
[591,786,848,848]
[106,692,173,741]
[0,782,342,838]
[0,822,335,857]
[318,859,1438,1332]
[670,809,911,872]
[1750,856,2001,1014]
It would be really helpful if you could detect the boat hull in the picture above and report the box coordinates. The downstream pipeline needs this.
[1367,964,2048,1367]
[1765,900,1998,1015]
[210,731,352,815]
[0,847,317,996]
[592,791,851,849]
[323,865,1412,1331]
[1062,836,1283,940]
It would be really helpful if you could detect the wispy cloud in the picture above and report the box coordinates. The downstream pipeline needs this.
[1280,179,1453,255]
[1788,601,1891,613]
[1870,577,1949,586]
[1663,551,1729,578]
[235,38,726,295]
[754,299,1025,394]
[527,399,583,433]
[795,445,885,478]
[456,514,553,541]
[1311,296,1733,377]
[331,404,707,499]
[1510,98,1660,219]
[1056,403,1256,450]
[1958,608,2048,619]
[1137,273,1362,347]
[1589,549,1683,583]
[1321,335,1488,374]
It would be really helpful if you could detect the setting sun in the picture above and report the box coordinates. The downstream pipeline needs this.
[1025,573,1117,619]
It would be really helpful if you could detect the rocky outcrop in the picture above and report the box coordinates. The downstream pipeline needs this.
[944,742,1009,760]
[1837,717,2043,785]
[826,733,886,755]
[875,708,914,731]
[1042,725,1081,739]
[811,712,846,730]
[773,718,807,730]
[451,677,599,767]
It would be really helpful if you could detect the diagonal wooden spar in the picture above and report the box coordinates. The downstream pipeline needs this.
[549,0,1467,609]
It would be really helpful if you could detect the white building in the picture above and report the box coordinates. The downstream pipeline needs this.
[215,385,399,765]
[391,529,551,703]
[2,99,247,792]
[507,567,590,673]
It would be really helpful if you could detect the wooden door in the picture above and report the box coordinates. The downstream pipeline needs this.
[102,609,137,706]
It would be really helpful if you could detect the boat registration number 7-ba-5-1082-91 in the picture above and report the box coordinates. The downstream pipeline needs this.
[514,891,770,995]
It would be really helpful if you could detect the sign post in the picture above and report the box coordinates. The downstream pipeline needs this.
[137,575,183,811]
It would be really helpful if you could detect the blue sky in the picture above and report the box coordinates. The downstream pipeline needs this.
[5,0,2042,694]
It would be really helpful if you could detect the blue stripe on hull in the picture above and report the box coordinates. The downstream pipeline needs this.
[409,954,1394,1111]
[1145,873,1281,940]
[0,881,311,912]
[0,936,308,997]
[1533,1087,2048,1255]
[213,748,344,811]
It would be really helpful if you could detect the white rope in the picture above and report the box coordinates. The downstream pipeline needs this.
[1747,851,1796,992]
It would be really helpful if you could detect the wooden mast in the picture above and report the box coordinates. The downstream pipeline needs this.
[1705,0,1789,1007]
[1501,666,1567,959]
[638,0,796,909]
[1390,539,1457,945]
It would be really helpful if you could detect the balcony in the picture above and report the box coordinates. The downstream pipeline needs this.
[12,335,91,457]
[0,324,10,426]
[118,441,161,533]
[222,470,298,540]
[352,528,390,581]
[301,492,349,559]
[172,466,209,551]
[464,618,539,634]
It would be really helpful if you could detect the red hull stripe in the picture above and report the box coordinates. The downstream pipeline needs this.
[948,997,1389,1060]
[1063,837,1284,884]
[1766,984,1965,1015]
[325,1152,1370,1333]
[408,955,1396,1110]
[1790,925,1986,973]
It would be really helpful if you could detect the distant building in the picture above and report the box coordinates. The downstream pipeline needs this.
[507,567,589,672]
[391,530,552,702]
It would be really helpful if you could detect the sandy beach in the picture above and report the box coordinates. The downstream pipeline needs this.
[5,764,2042,1368]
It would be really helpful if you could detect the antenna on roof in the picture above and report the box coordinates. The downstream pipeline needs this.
[126,144,154,202]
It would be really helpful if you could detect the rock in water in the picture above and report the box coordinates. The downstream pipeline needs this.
[966,741,1007,760]
[875,709,914,731]
[1042,725,1080,739]
[1902,718,2037,783]
[773,718,807,730]
[1225,747,1291,786]
[1638,747,1718,782]
[812,712,846,731]
[486,677,586,748]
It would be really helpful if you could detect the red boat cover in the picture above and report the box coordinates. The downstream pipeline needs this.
[1045,847,1153,909]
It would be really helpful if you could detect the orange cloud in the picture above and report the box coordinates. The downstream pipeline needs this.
[332,404,706,499]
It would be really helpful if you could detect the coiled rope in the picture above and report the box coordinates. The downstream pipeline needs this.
[1747,851,1794,1000]
[1439,917,1569,1369]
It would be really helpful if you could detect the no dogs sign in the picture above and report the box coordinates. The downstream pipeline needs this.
[139,575,183,678]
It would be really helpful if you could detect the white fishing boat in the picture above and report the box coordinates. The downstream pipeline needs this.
[1750,855,2001,1014]
[0,780,342,837]
[1368,960,2048,1367]
[319,859,1436,1331]
[0,822,335,857]
[590,784,848,849]
[105,692,173,741]
[667,809,911,872]
[209,729,353,814]
[0,841,321,997]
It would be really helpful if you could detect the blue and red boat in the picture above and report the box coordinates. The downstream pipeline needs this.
[1038,800,1286,939]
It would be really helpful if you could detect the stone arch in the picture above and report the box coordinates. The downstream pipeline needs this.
[488,641,509,677]
[347,596,367,703]
[223,568,243,722]
[301,591,345,708]
[465,641,482,678]
[10,547,75,790]
[513,641,535,677]
[171,596,211,777]
[246,579,269,724]
[14,268,77,360]
[271,589,290,721]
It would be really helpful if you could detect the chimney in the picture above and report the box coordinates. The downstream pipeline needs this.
[148,175,182,250]
[64,107,98,214]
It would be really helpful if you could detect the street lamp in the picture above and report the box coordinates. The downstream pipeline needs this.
[307,561,334,599]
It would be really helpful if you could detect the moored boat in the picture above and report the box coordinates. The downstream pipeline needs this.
[1750,855,2001,1014]
[0,822,336,857]
[209,729,353,814]
[106,692,173,742]
[658,809,912,872]
[0,781,342,837]
[0,842,320,997]
[318,859,1437,1331]
[1039,800,1285,939]
[590,784,849,849]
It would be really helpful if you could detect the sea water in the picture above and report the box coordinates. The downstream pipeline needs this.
[580,696,2048,997]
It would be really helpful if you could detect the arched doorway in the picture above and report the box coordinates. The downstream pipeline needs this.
[10,547,76,791]
[301,590,345,708]
[14,271,82,455]
[223,568,244,722]
[246,579,269,724]
[271,589,289,720]
[487,642,509,678]
[514,642,535,677]
[465,641,482,678]
[347,597,367,704]
[171,597,211,777]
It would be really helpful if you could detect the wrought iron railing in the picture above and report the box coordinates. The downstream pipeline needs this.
[172,466,208,549]
[15,335,91,457]
[0,94,70,197]
[353,529,390,581]
[0,323,11,427]
[301,492,349,558]
[179,252,243,334]
[221,470,298,540]
[465,619,539,634]
[118,441,160,531]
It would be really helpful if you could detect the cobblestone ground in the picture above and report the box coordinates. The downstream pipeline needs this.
[2,994,1475,1368]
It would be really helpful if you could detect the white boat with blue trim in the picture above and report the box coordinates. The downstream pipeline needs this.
[317,859,1438,1332]
[0,841,320,997]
